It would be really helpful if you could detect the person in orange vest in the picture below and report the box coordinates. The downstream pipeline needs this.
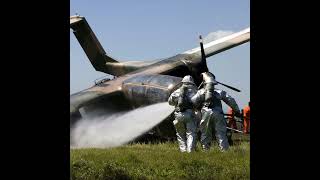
[243,101,250,134]
[227,108,237,130]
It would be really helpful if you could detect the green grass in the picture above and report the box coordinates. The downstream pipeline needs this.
[71,135,250,180]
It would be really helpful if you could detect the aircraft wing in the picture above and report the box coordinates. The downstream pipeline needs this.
[182,28,250,58]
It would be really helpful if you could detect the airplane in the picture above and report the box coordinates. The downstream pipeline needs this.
[70,15,250,140]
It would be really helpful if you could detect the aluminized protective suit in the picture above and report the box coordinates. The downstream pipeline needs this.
[192,74,240,151]
[168,76,198,153]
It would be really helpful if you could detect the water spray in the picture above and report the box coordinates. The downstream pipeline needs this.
[70,102,174,148]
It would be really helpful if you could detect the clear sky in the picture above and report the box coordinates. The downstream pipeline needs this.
[70,0,250,109]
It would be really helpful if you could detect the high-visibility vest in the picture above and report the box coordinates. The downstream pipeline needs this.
[243,105,250,133]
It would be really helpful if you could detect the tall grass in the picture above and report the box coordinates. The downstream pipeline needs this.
[71,136,249,180]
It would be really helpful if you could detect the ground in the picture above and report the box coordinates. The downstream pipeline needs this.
[70,133,250,180]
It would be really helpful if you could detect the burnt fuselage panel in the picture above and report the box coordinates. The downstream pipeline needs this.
[122,74,182,107]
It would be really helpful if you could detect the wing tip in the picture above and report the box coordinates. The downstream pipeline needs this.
[70,15,84,25]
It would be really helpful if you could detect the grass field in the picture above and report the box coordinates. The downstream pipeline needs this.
[71,134,250,180]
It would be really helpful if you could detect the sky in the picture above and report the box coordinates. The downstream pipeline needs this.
[70,0,250,109]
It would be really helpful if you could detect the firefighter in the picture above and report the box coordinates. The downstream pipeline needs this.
[192,72,241,151]
[243,101,250,134]
[226,107,237,146]
[227,108,237,129]
[168,75,198,153]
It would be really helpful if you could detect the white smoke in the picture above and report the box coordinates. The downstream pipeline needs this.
[203,30,234,44]
[70,102,175,149]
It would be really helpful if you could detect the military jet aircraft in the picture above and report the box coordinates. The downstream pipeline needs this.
[70,15,250,140]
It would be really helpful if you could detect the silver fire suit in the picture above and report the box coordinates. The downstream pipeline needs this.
[168,84,198,153]
[192,88,240,151]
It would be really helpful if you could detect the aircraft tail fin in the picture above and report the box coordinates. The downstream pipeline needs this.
[70,15,118,73]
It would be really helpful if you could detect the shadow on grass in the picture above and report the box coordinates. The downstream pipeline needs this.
[103,163,133,180]
[71,160,138,180]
